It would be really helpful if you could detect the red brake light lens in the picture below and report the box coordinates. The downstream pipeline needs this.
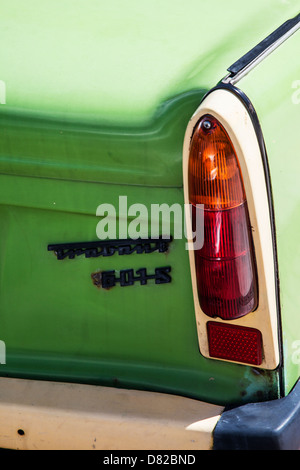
[207,322,263,366]
[189,115,258,320]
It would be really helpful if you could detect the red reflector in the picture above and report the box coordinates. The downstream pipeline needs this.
[207,321,263,365]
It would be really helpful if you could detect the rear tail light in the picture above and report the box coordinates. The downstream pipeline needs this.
[184,89,280,370]
[188,115,258,320]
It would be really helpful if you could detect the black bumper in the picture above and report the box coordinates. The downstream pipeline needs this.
[213,380,300,450]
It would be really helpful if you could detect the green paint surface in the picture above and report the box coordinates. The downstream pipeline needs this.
[239,28,300,394]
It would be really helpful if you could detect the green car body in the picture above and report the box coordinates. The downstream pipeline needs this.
[0,0,299,449]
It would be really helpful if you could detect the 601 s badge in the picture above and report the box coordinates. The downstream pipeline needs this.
[91,266,171,289]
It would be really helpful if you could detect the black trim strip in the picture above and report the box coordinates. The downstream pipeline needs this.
[226,13,300,79]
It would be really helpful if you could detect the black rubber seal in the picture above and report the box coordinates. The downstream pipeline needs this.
[227,13,300,77]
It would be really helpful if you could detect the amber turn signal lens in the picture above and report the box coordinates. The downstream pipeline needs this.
[189,115,245,210]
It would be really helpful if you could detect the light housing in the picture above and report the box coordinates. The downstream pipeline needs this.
[183,88,280,369]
